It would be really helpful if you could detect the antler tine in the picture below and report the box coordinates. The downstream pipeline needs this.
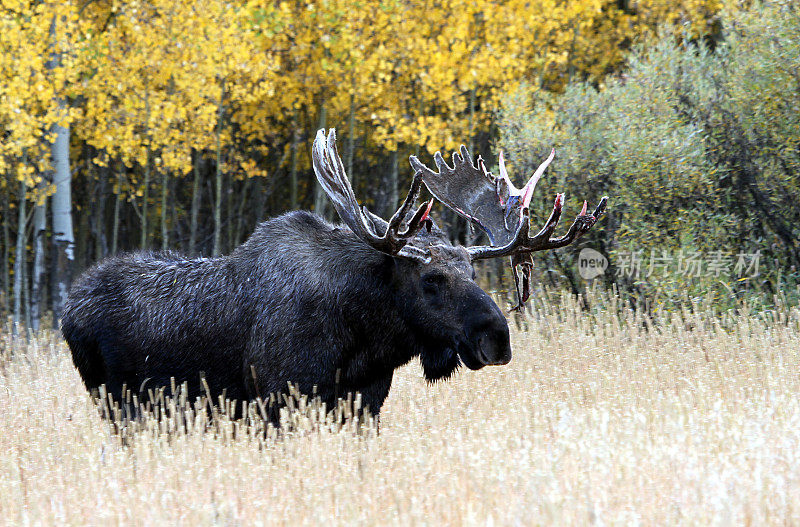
[524,195,608,251]
[385,173,433,242]
[519,148,555,212]
[313,128,432,261]
[433,151,453,175]
[453,145,470,169]
[528,193,564,241]
[468,195,608,261]
[403,198,434,236]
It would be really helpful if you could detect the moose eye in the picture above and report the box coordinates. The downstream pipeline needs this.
[421,272,446,291]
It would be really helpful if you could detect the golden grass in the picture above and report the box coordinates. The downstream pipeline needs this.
[1,295,800,525]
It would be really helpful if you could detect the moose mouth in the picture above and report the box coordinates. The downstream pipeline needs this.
[455,331,512,370]
[456,338,489,371]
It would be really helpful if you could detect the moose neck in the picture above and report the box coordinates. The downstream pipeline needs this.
[235,211,425,391]
[324,247,423,389]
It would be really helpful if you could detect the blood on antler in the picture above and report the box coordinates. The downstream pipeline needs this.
[312,129,433,261]
[410,145,607,310]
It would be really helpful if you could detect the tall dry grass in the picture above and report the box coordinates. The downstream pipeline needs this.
[1,293,799,525]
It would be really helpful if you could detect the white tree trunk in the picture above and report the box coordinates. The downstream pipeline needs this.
[2,189,10,318]
[31,194,47,332]
[161,170,168,250]
[112,171,121,254]
[189,151,201,254]
[12,179,26,336]
[213,83,225,257]
[51,119,74,325]
[48,13,74,326]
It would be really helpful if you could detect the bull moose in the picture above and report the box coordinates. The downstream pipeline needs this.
[62,129,606,419]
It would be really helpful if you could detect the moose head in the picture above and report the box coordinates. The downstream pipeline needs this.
[312,129,607,379]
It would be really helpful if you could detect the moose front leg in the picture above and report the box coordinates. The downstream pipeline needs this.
[330,374,392,434]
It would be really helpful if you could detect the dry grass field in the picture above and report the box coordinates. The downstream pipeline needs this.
[1,294,799,525]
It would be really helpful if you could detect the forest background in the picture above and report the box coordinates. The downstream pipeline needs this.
[1,0,797,333]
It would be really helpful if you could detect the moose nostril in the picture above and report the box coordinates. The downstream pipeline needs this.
[470,322,512,366]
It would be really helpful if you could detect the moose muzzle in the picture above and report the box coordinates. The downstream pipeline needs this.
[459,290,512,370]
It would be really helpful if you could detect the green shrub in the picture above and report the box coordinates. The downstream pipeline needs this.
[498,0,800,311]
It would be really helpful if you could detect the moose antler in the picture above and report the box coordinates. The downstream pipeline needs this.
[409,147,509,246]
[475,193,607,310]
[410,145,607,310]
[312,129,433,261]
[466,193,608,260]
[408,146,557,247]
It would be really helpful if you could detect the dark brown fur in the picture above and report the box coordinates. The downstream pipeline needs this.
[62,211,511,419]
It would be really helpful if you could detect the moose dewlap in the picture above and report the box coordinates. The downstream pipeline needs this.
[62,129,605,420]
